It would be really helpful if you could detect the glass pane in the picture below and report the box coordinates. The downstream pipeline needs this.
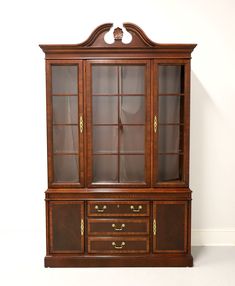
[52,66,77,94]
[158,155,182,182]
[159,96,183,124]
[120,96,145,124]
[53,96,78,124]
[92,96,118,124]
[120,126,145,153]
[159,65,184,94]
[93,155,118,183]
[53,126,78,153]
[121,66,145,94]
[158,126,180,153]
[120,155,145,182]
[92,66,118,94]
[93,126,118,153]
[54,155,79,182]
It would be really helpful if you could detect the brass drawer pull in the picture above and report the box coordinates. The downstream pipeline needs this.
[112,223,125,231]
[112,241,125,249]
[130,205,142,212]
[95,205,107,213]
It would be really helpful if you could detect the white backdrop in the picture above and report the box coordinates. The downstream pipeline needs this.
[0,0,234,284]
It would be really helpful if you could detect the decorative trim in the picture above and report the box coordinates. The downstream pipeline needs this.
[113,27,123,41]
[192,229,235,246]
[39,23,197,53]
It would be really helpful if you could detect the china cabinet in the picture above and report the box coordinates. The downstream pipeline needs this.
[40,23,196,267]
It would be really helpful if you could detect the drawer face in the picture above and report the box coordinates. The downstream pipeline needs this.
[88,218,149,236]
[88,237,149,254]
[87,201,149,217]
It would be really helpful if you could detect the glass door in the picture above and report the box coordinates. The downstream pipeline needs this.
[153,60,190,186]
[48,60,84,187]
[87,61,150,187]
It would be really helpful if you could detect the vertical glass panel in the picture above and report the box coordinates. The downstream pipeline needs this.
[121,66,145,94]
[52,66,77,94]
[159,96,183,124]
[158,126,180,153]
[93,126,118,153]
[120,126,145,153]
[93,155,118,183]
[92,96,118,124]
[53,126,78,153]
[53,96,78,124]
[54,155,79,182]
[158,155,182,182]
[159,65,184,94]
[92,66,118,94]
[120,96,145,124]
[120,155,145,182]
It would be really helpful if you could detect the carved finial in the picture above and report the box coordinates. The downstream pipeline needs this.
[113,27,123,41]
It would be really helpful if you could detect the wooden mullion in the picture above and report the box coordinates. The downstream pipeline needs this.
[117,65,121,183]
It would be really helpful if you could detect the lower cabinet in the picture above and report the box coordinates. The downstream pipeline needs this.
[48,201,84,253]
[47,199,190,265]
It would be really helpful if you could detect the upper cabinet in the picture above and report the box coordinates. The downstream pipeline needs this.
[40,23,196,189]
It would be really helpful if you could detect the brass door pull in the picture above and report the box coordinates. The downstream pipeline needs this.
[95,205,107,213]
[154,115,157,133]
[112,241,125,249]
[130,205,142,212]
[153,219,156,236]
[112,223,125,231]
[80,115,83,133]
[81,219,84,236]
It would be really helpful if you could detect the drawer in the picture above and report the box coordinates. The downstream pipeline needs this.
[88,218,149,236]
[87,201,149,217]
[88,237,149,254]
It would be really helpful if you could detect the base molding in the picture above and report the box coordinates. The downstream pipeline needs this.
[45,254,193,267]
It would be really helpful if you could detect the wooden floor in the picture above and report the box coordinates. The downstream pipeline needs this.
[1,233,235,286]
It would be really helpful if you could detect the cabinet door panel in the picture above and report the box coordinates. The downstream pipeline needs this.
[47,61,84,187]
[153,60,189,186]
[153,201,187,253]
[87,61,150,186]
[49,201,84,253]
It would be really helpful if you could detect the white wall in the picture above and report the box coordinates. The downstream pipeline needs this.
[0,0,234,267]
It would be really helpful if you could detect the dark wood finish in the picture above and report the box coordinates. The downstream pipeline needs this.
[88,218,149,235]
[45,254,193,267]
[40,23,196,267]
[88,237,149,254]
[87,201,149,217]
[49,201,84,253]
[153,201,188,253]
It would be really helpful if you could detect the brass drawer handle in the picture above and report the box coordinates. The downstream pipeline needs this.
[112,223,125,231]
[112,241,125,249]
[130,205,142,212]
[95,205,107,213]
